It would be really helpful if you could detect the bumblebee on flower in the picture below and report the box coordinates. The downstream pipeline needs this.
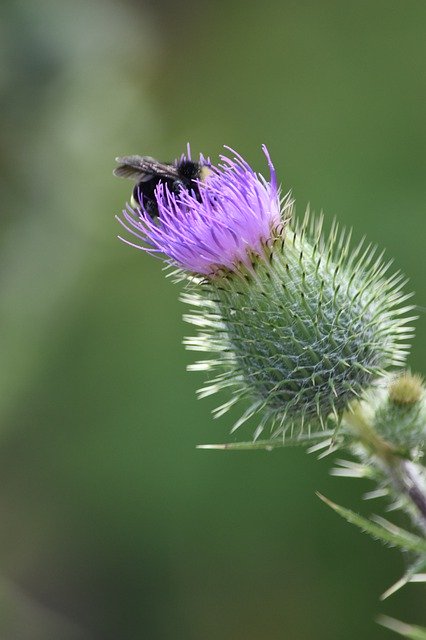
[115,146,413,440]
[116,146,287,275]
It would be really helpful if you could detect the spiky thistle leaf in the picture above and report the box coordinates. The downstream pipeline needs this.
[317,493,426,554]
[197,430,336,451]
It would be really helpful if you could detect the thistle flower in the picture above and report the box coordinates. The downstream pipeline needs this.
[116,147,415,439]
[117,146,282,275]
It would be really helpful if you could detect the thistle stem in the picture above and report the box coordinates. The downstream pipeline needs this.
[387,459,426,535]
[344,407,426,534]
[402,462,426,525]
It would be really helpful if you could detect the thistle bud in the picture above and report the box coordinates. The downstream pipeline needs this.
[369,373,426,452]
[116,147,415,439]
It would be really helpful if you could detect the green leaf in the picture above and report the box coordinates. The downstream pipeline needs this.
[197,431,335,451]
[377,616,426,639]
[317,493,426,554]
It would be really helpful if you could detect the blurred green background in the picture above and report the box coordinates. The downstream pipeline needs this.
[1,0,426,638]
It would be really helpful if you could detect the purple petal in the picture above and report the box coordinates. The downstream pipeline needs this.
[116,146,283,275]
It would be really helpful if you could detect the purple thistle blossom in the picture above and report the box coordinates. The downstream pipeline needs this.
[117,146,283,275]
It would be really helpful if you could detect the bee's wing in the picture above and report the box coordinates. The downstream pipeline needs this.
[113,155,179,181]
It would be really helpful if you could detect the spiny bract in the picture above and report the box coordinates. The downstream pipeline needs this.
[183,212,415,440]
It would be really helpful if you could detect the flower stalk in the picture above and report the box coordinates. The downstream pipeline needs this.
[396,461,426,531]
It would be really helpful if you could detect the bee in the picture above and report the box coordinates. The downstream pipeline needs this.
[114,155,211,218]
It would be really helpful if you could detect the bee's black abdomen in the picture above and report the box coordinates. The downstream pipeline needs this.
[133,178,157,205]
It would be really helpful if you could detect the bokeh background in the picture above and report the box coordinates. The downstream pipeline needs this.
[1,0,426,638]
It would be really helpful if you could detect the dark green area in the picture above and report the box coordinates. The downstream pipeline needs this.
[1,0,425,638]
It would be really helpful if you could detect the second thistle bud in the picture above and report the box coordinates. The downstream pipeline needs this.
[370,373,426,452]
